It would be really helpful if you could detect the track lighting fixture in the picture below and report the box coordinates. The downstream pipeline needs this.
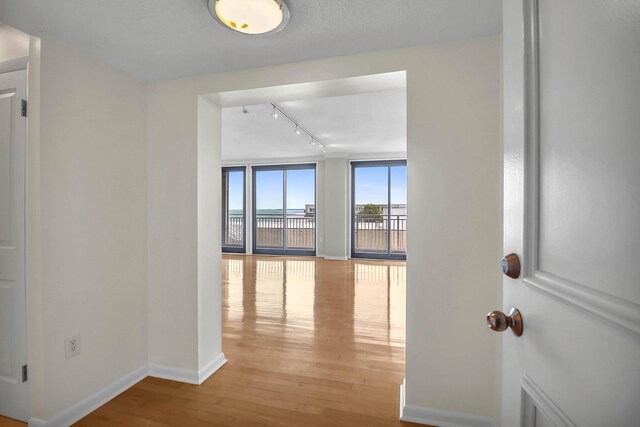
[269,103,326,154]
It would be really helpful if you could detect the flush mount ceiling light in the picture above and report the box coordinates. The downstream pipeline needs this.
[208,0,290,35]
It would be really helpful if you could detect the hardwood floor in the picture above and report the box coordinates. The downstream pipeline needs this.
[73,255,418,425]
[0,416,24,427]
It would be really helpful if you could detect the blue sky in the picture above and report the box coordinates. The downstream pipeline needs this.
[227,171,244,210]
[227,165,407,210]
[354,166,407,205]
[254,169,315,210]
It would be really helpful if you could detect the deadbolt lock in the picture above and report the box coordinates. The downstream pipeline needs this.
[501,253,521,279]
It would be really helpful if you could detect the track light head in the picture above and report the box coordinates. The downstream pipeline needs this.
[269,102,324,152]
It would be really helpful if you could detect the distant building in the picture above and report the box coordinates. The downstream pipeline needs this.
[305,204,406,216]
[304,204,316,217]
[355,203,406,216]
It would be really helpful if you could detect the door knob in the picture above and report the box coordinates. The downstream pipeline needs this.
[486,307,523,336]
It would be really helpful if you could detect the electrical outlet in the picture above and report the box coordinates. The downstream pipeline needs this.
[65,335,81,359]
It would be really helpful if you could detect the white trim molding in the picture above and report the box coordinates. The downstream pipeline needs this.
[149,353,226,385]
[0,56,28,74]
[28,365,147,427]
[399,379,496,427]
[27,355,227,427]
[521,375,576,427]
[198,353,227,384]
[324,255,348,261]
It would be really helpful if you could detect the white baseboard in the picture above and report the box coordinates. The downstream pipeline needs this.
[148,363,199,384]
[198,353,227,384]
[28,365,147,427]
[324,255,348,260]
[27,355,227,427]
[149,352,226,385]
[399,379,497,427]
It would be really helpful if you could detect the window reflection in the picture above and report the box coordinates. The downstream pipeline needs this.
[223,257,245,322]
[284,259,315,323]
[354,261,406,344]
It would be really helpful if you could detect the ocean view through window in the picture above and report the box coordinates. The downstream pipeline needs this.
[252,164,316,256]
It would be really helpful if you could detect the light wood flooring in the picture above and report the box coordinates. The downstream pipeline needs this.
[10,255,421,426]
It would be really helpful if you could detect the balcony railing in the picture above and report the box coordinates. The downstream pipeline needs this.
[354,214,406,254]
[255,214,315,250]
[223,216,244,246]
[225,213,406,254]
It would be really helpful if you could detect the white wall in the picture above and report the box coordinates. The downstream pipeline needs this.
[197,96,222,371]
[27,36,148,421]
[148,36,502,422]
[0,23,29,61]
[404,38,502,422]
[323,157,349,259]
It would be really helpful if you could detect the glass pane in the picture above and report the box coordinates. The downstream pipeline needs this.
[354,166,389,254]
[255,170,284,249]
[390,165,407,254]
[222,170,244,247]
[286,168,315,250]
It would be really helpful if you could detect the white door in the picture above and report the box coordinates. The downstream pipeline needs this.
[501,1,640,426]
[0,68,29,421]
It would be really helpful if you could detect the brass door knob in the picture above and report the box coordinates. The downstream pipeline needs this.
[486,307,523,336]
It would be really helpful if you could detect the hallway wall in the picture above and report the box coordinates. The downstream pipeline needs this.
[27,36,148,421]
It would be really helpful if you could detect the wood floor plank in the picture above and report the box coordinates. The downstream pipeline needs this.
[73,255,425,426]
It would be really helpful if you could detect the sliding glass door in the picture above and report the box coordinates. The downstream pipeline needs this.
[351,160,407,260]
[222,166,246,253]
[253,164,316,256]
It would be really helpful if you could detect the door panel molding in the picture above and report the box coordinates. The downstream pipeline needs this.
[522,0,640,339]
[521,375,576,427]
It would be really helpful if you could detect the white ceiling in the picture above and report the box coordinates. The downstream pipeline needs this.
[222,89,406,162]
[0,0,501,82]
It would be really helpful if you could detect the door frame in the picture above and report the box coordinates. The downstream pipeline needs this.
[221,166,246,254]
[0,62,30,422]
[252,163,317,256]
[350,159,407,260]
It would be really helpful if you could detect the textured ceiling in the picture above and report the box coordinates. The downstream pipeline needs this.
[222,89,406,162]
[0,0,501,82]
